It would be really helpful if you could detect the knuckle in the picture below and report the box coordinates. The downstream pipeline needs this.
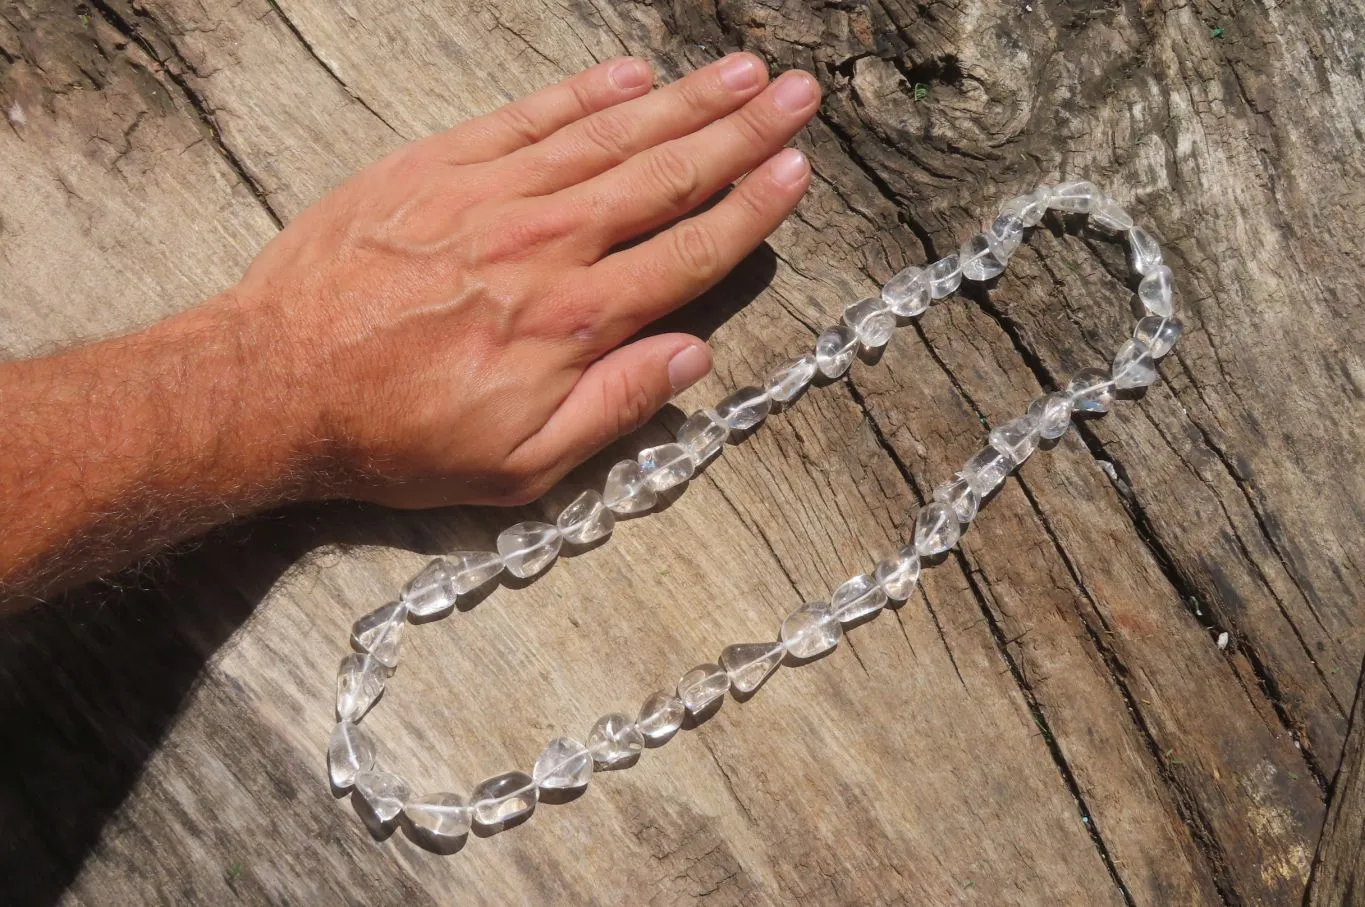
[672,220,721,281]
[473,203,577,264]
[579,110,634,158]
[606,368,657,438]
[733,181,770,221]
[644,145,701,209]
[731,104,772,146]
[494,104,542,145]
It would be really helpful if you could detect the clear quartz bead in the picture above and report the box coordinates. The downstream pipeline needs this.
[929,253,963,298]
[1050,179,1099,213]
[989,415,1041,466]
[914,501,962,556]
[677,408,728,462]
[603,459,657,514]
[1068,368,1117,413]
[1028,392,1073,440]
[351,601,406,667]
[719,641,784,694]
[932,474,979,523]
[988,212,1025,260]
[470,771,537,826]
[781,602,841,659]
[815,324,858,378]
[1112,339,1159,389]
[449,551,505,595]
[1128,226,1164,276]
[843,297,895,348]
[1003,188,1052,227]
[677,663,730,714]
[532,737,593,790]
[405,792,472,841]
[636,691,685,743]
[875,545,921,600]
[766,354,818,403]
[355,770,410,823]
[1134,315,1183,358]
[557,490,614,545]
[960,233,1006,281]
[1091,196,1134,232]
[831,574,888,624]
[638,443,695,492]
[402,559,457,617]
[589,714,643,766]
[497,521,563,578]
[882,265,932,317]
[327,720,376,789]
[1138,265,1175,317]
[963,446,1014,497]
[716,386,770,432]
[336,653,386,722]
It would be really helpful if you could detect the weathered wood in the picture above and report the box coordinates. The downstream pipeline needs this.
[1308,658,1365,906]
[2,0,1362,904]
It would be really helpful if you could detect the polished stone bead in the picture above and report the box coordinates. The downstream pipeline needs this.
[1112,339,1159,389]
[1134,315,1183,358]
[1049,179,1099,213]
[988,211,1025,259]
[677,408,728,462]
[355,769,410,823]
[914,501,961,556]
[532,737,593,790]
[1091,196,1134,232]
[328,721,375,789]
[557,490,614,545]
[832,574,888,624]
[449,550,505,594]
[1128,226,1164,275]
[882,265,932,317]
[497,521,562,578]
[677,663,729,714]
[719,641,784,694]
[589,714,644,765]
[815,324,858,378]
[929,253,963,298]
[781,602,841,659]
[405,792,472,841]
[716,386,770,432]
[843,297,895,348]
[1003,188,1052,227]
[874,546,922,600]
[766,354,818,403]
[603,459,657,514]
[401,558,457,617]
[336,653,386,722]
[1138,264,1175,317]
[932,474,979,523]
[960,233,1006,281]
[470,771,537,826]
[638,443,695,492]
[989,415,1041,466]
[351,601,406,667]
[963,446,1014,498]
[1028,392,1073,440]
[636,691,685,743]
[1068,367,1117,413]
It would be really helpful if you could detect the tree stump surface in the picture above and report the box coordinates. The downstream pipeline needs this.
[2,1,1363,904]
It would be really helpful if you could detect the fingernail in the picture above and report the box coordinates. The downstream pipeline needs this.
[610,58,651,90]
[774,72,818,112]
[719,54,761,91]
[667,344,712,393]
[770,148,809,187]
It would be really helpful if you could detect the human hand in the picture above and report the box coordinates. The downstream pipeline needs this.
[226,53,820,508]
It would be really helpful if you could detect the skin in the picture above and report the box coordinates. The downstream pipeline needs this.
[0,53,821,609]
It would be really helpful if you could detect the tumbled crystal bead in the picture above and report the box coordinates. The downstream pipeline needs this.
[557,490,614,545]
[1128,226,1163,275]
[831,574,888,624]
[781,602,841,659]
[1068,368,1117,413]
[766,354,818,404]
[960,233,1006,281]
[989,415,1041,466]
[603,459,657,514]
[497,521,563,578]
[882,264,932,317]
[638,443,695,492]
[716,386,770,432]
[328,720,376,789]
[677,663,729,714]
[843,297,895,348]
[351,601,406,667]
[1028,392,1072,440]
[355,769,410,823]
[1138,265,1175,317]
[532,737,593,790]
[1112,339,1159,390]
[932,474,979,523]
[988,212,1025,260]
[636,691,685,743]
[1133,315,1183,358]
[1050,179,1099,213]
[874,545,921,600]
[471,771,537,826]
[929,253,963,298]
[914,501,962,556]
[815,324,858,378]
[336,653,386,723]
[1090,196,1134,232]
[405,792,472,841]
[719,641,784,694]
[963,445,1013,498]
[589,714,643,765]
[401,559,457,617]
[1003,187,1052,227]
[449,551,505,595]
[677,408,728,462]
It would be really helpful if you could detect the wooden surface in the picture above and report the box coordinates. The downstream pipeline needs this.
[1308,655,1365,906]
[2,0,1363,904]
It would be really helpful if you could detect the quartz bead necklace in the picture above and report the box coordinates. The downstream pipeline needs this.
[328,181,1184,847]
